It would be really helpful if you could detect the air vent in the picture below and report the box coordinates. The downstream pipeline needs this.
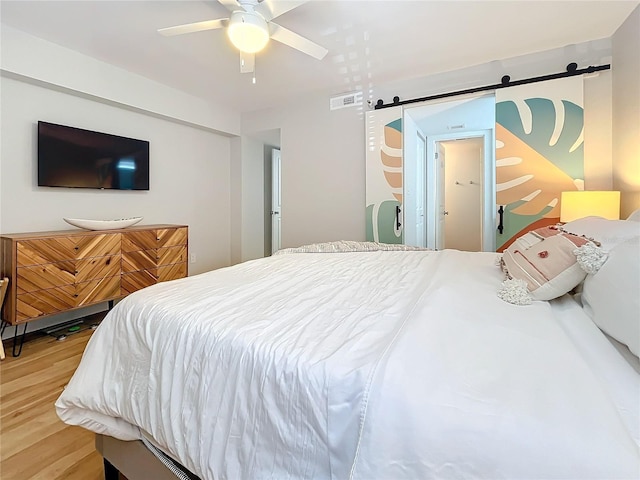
[330,91,363,111]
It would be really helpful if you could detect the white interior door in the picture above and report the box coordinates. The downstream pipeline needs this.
[415,132,427,247]
[271,148,281,254]
[443,138,483,251]
[435,142,446,250]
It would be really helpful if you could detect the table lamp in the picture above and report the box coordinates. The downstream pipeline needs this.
[560,191,621,223]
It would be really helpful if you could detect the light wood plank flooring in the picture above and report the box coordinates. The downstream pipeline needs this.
[1,325,104,479]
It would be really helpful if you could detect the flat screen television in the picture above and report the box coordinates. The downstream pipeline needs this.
[38,121,150,190]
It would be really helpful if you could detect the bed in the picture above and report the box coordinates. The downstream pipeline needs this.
[56,220,640,480]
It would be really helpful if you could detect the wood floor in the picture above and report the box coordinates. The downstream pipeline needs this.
[1,324,104,479]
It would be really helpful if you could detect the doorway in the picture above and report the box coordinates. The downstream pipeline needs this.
[436,137,484,251]
[403,94,496,251]
[427,130,493,251]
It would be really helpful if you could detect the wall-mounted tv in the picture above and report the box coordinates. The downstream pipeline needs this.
[38,121,150,190]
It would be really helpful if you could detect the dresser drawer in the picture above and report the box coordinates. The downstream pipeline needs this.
[157,228,187,248]
[121,270,156,296]
[75,276,121,307]
[17,237,76,266]
[76,255,121,283]
[122,230,157,252]
[76,234,121,259]
[157,245,187,266]
[17,261,75,294]
[122,249,156,273]
[157,262,187,282]
[16,285,76,322]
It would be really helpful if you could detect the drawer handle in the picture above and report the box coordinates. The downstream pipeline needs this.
[74,246,79,251]
[73,294,79,298]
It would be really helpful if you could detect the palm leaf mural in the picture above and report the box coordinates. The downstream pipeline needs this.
[496,91,584,250]
[365,114,403,244]
[381,120,403,204]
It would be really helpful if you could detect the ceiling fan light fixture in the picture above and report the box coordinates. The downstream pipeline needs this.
[227,10,269,54]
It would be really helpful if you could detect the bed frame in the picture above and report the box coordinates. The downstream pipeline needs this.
[96,434,200,480]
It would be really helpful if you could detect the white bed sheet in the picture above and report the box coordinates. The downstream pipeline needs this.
[56,250,640,479]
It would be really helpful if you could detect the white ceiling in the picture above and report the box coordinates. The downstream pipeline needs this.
[1,1,638,114]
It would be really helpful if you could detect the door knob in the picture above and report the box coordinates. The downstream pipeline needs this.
[271,211,280,215]
[443,211,449,215]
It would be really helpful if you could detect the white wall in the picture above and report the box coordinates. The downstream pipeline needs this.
[584,71,614,190]
[240,136,266,262]
[242,95,366,249]
[230,137,242,265]
[612,4,640,218]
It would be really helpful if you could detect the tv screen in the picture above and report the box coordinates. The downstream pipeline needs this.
[38,121,150,190]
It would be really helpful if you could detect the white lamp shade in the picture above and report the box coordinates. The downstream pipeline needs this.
[227,11,269,54]
[560,191,621,223]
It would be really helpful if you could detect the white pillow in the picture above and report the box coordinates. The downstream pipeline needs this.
[627,209,640,222]
[562,216,640,251]
[582,237,640,357]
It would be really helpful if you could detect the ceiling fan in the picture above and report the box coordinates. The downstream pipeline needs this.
[158,0,328,74]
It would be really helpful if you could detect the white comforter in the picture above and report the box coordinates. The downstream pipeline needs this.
[56,249,640,479]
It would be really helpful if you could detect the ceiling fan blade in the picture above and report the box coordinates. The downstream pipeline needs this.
[217,0,241,11]
[255,0,309,22]
[158,18,228,37]
[240,51,255,73]
[269,23,328,60]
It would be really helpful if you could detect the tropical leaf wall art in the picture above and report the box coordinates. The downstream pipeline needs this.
[381,119,404,204]
[365,110,403,244]
[496,78,584,251]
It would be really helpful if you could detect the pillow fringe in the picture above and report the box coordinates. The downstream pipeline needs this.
[574,242,607,274]
[497,278,533,306]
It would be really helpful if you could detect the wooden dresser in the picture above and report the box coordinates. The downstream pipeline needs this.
[0,224,188,326]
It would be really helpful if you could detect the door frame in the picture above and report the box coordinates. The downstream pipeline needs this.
[415,130,427,247]
[402,115,428,247]
[271,148,281,254]
[426,129,495,251]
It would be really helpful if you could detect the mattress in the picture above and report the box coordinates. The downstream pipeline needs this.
[56,249,640,479]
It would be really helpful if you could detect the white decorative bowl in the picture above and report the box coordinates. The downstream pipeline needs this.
[63,217,143,231]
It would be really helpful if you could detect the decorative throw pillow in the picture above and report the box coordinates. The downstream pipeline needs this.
[498,225,605,305]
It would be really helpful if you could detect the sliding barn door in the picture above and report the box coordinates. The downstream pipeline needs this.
[495,77,584,251]
[365,107,403,244]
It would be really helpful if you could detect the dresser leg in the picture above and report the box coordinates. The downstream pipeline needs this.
[104,458,120,480]
[12,323,27,357]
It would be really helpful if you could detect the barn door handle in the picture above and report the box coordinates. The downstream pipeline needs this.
[395,205,402,230]
[498,205,504,234]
